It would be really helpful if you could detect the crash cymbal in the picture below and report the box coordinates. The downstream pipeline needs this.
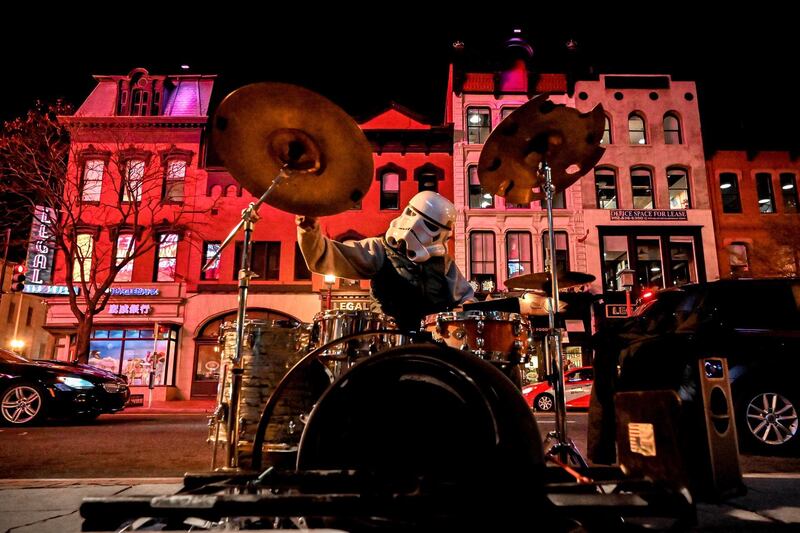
[210,82,374,216]
[505,271,596,292]
[519,292,568,316]
[478,94,606,205]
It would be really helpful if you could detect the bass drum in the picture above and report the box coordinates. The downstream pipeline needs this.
[296,343,547,529]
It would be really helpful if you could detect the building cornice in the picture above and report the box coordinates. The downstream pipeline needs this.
[59,116,208,130]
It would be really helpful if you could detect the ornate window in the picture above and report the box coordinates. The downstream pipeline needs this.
[155,234,179,282]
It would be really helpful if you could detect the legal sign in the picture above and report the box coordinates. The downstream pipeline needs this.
[25,206,57,285]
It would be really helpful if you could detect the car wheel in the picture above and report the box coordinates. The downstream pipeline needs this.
[739,390,799,454]
[1,382,47,426]
[535,393,554,412]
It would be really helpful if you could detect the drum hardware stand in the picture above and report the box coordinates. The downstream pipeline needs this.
[203,165,290,471]
[540,161,588,468]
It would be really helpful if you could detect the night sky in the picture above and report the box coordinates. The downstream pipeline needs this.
[3,11,797,152]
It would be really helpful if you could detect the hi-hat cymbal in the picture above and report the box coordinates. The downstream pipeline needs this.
[210,83,374,216]
[505,271,596,292]
[478,94,606,205]
[519,292,568,316]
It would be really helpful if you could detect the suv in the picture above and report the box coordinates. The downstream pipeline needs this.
[589,279,800,459]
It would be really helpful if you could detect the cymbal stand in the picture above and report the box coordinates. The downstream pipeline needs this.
[204,165,290,471]
[541,161,588,468]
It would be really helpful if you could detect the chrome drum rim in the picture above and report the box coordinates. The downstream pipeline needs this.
[2,385,42,424]
[745,392,799,446]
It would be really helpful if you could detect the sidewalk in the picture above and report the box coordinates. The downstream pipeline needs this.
[122,399,215,415]
[0,474,798,532]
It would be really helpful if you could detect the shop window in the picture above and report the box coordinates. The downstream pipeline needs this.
[88,326,178,386]
[669,236,697,285]
[602,235,629,291]
[635,237,664,288]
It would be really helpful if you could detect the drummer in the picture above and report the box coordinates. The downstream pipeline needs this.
[297,191,475,331]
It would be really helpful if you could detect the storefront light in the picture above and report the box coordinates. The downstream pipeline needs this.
[56,376,95,390]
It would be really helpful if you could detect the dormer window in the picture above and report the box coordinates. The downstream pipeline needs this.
[117,69,163,116]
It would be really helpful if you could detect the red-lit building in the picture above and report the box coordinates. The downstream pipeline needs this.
[706,150,800,278]
[42,69,452,400]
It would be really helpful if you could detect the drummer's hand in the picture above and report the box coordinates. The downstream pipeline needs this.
[296,215,317,230]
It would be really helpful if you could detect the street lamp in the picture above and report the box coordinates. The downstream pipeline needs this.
[324,274,336,310]
[10,339,25,352]
[618,269,636,317]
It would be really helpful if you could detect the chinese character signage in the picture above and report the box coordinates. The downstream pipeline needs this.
[25,205,57,285]
[610,209,688,221]
[108,304,153,315]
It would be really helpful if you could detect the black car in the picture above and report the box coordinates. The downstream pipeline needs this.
[0,349,129,426]
[589,278,800,458]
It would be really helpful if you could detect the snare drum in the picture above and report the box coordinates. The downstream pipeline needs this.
[310,310,406,362]
[423,310,531,365]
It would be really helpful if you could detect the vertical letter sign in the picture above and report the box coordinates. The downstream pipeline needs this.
[25,205,57,285]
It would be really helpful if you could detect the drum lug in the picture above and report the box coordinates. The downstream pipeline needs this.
[513,322,522,336]
[476,320,485,334]
[476,337,485,349]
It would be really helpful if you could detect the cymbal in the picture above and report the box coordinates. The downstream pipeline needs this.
[505,271,596,292]
[210,83,374,216]
[477,94,606,205]
[519,292,568,316]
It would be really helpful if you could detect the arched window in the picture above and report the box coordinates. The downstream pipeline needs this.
[663,112,682,144]
[594,168,618,209]
[601,115,612,145]
[628,113,647,145]
[667,167,691,209]
[631,167,654,209]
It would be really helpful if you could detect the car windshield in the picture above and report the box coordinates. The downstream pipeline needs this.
[0,350,30,363]
[632,289,698,334]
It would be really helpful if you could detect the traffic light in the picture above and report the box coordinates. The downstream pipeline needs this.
[10,265,25,292]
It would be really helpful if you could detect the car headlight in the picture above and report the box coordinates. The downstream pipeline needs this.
[56,376,95,390]
[102,382,127,393]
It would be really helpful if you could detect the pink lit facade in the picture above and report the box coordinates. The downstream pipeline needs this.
[42,71,451,400]
[575,75,719,305]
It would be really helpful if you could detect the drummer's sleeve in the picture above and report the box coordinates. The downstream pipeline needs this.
[297,219,383,279]
[446,260,476,305]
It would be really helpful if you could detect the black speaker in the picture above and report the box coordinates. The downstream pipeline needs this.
[614,357,746,503]
[695,357,745,501]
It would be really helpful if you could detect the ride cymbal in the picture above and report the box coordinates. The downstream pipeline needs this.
[478,94,606,205]
[210,82,374,216]
[505,271,596,292]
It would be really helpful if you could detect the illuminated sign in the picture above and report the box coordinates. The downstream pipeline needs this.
[610,209,688,221]
[605,304,631,318]
[25,206,57,285]
[108,303,153,315]
[107,288,160,296]
[23,285,79,296]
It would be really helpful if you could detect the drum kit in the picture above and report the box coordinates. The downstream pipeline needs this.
[203,83,603,472]
[81,83,696,531]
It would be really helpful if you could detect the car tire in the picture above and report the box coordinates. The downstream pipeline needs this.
[535,393,555,412]
[1,381,48,426]
[738,389,800,454]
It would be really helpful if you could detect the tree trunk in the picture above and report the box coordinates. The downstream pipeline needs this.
[74,315,94,364]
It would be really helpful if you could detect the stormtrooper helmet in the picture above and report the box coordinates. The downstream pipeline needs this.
[385,191,456,263]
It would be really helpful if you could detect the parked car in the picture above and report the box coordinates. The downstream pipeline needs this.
[589,279,800,459]
[522,366,594,411]
[0,349,129,426]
